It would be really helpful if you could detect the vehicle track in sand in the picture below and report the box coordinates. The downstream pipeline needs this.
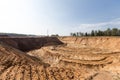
[1,37,120,80]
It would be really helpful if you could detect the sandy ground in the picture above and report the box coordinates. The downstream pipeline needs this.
[0,37,120,80]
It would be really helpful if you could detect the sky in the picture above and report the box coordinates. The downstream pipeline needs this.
[0,0,120,36]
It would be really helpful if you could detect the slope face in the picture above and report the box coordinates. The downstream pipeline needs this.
[1,36,120,80]
[28,37,120,80]
[0,38,83,80]
[59,37,120,51]
[0,37,63,51]
[0,43,42,80]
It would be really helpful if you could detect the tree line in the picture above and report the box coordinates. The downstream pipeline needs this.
[70,28,120,36]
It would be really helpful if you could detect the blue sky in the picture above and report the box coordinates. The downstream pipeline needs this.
[0,0,120,35]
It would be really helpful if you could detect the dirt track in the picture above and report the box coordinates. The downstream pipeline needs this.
[0,37,120,80]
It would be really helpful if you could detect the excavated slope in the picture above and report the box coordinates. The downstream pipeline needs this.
[0,37,63,51]
[0,41,83,80]
[59,36,120,51]
[1,36,120,80]
[28,37,120,80]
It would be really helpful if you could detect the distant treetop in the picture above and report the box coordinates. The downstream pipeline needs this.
[70,28,120,36]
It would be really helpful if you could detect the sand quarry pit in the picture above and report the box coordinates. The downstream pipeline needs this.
[0,36,120,80]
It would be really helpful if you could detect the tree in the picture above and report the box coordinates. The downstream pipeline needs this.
[94,30,98,36]
[91,30,95,36]
[111,28,118,36]
[70,33,73,36]
[70,28,120,36]
[76,32,79,36]
[106,28,111,36]
[85,32,88,36]
[118,30,120,36]
[73,33,77,36]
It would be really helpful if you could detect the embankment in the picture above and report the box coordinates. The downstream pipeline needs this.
[60,36,120,51]
[0,37,63,51]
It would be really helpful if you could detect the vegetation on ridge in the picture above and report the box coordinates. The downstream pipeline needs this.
[70,28,120,36]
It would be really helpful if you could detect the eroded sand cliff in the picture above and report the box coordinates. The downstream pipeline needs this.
[0,37,120,80]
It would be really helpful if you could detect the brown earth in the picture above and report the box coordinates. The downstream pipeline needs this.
[0,36,120,80]
[0,37,63,51]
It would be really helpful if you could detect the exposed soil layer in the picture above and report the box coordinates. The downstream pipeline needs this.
[59,36,120,51]
[28,37,120,80]
[0,36,120,80]
[0,43,82,80]
[0,37,63,51]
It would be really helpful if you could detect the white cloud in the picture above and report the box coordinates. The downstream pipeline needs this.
[0,0,62,35]
[78,18,120,32]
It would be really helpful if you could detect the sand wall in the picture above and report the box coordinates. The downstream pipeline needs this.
[60,37,120,51]
[0,37,63,51]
